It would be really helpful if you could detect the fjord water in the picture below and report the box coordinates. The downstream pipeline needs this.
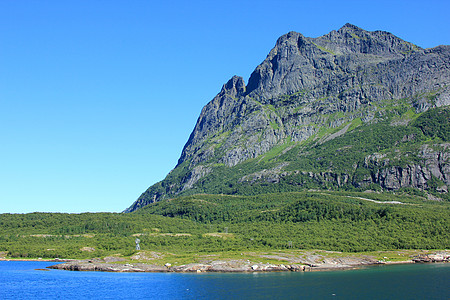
[1,261,448,299]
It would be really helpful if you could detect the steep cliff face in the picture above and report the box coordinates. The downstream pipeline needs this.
[361,144,449,192]
[178,24,449,169]
[125,24,450,212]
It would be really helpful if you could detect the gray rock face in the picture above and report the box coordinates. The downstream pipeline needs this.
[359,144,449,191]
[178,24,449,169]
[126,24,450,212]
[247,25,449,105]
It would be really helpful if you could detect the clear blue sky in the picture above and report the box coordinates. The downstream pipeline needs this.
[1,0,449,213]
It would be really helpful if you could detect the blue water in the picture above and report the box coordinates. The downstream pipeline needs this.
[0,261,448,299]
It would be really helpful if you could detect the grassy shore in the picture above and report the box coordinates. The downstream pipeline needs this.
[1,191,448,267]
[42,249,449,273]
[3,249,447,269]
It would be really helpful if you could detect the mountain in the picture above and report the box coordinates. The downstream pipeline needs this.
[125,24,450,213]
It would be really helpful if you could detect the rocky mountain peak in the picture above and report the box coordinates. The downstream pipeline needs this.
[245,24,428,101]
[273,31,305,48]
[339,23,360,30]
[321,23,421,57]
[126,24,450,213]
[246,31,316,99]
[179,23,449,167]
[336,23,367,35]
[220,75,246,98]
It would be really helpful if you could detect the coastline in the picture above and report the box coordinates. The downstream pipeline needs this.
[45,250,449,273]
[46,259,443,273]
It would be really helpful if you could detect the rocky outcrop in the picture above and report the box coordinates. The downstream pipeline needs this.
[127,24,450,212]
[47,260,168,272]
[179,165,212,192]
[413,252,450,263]
[46,258,367,273]
[420,144,450,185]
[240,143,450,192]
[239,163,290,184]
[360,144,449,191]
[48,250,449,273]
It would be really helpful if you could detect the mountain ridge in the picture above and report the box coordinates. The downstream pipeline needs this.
[125,24,449,213]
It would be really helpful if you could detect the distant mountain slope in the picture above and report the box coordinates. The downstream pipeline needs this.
[125,24,450,213]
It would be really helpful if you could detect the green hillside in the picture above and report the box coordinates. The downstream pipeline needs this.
[1,191,448,259]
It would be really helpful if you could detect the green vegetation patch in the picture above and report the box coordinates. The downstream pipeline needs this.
[412,106,449,141]
[1,191,448,259]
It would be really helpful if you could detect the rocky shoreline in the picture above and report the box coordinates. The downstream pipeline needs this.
[47,251,449,273]
[47,259,371,273]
